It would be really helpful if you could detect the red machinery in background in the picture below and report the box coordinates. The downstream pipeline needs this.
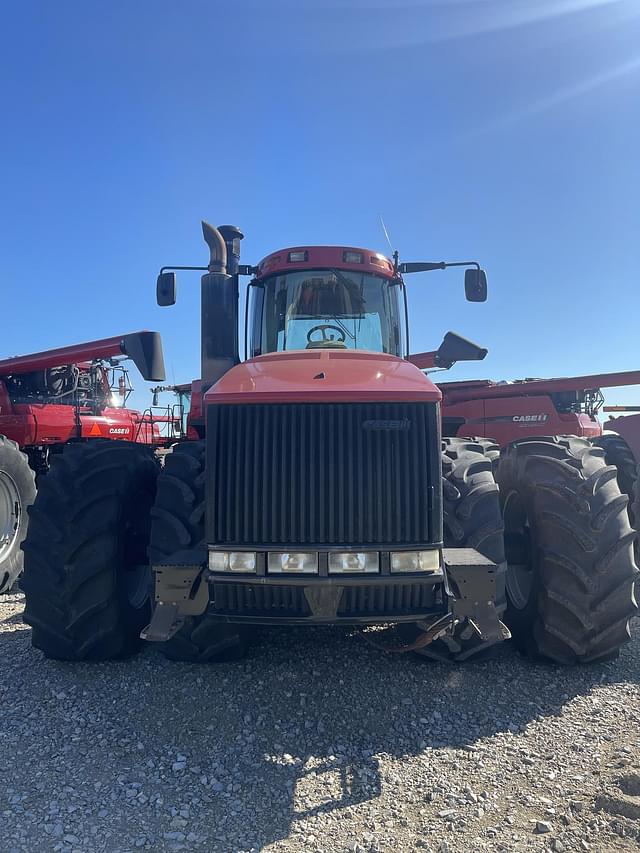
[437,368,640,444]
[0,331,165,592]
[601,405,640,467]
[437,368,640,535]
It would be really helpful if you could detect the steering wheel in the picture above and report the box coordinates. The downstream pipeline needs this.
[306,324,347,346]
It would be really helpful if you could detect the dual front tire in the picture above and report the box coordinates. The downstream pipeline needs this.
[405,436,638,664]
[21,440,243,662]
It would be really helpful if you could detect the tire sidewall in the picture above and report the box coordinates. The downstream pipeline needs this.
[0,439,36,591]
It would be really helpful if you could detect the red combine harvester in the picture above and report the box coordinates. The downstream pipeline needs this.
[437,370,640,533]
[437,369,640,444]
[20,223,637,666]
[0,331,165,592]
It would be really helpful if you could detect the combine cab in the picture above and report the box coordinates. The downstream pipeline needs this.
[20,223,638,664]
[0,331,165,592]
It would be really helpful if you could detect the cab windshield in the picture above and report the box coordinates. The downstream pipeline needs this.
[257,269,404,356]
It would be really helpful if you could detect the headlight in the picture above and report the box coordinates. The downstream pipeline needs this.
[268,553,318,574]
[328,552,379,574]
[209,552,257,573]
[390,550,441,574]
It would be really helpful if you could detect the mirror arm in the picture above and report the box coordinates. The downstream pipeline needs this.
[399,260,480,275]
[238,264,259,276]
[160,265,208,275]
[442,261,480,272]
[159,265,257,276]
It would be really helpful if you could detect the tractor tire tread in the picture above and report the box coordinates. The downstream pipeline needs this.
[149,441,247,662]
[21,441,158,661]
[403,437,506,662]
[497,435,638,664]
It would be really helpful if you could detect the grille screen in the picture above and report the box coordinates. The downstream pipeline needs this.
[209,581,437,618]
[206,402,440,548]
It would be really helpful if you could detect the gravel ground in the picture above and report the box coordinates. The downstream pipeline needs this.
[1,592,639,853]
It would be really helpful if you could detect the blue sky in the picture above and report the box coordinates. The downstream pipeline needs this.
[2,0,639,410]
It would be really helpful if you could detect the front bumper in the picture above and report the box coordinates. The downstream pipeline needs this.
[143,547,506,645]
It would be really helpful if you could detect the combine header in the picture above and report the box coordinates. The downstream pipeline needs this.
[0,331,165,593]
[20,223,638,665]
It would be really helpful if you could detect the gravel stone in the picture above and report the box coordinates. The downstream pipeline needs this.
[1,592,638,852]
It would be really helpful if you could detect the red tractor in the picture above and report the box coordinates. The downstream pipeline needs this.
[0,331,165,593]
[20,224,638,665]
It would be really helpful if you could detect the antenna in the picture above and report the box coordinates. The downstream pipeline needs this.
[379,215,399,272]
[379,214,394,254]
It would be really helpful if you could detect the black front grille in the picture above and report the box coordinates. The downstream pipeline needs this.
[209,581,438,620]
[206,402,441,548]
[211,583,310,617]
[338,583,437,616]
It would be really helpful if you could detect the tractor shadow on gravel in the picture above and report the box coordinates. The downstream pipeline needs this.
[3,616,638,852]
[143,621,640,850]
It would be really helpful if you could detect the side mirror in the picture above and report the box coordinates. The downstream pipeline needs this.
[157,271,177,306]
[464,268,487,302]
[435,331,487,369]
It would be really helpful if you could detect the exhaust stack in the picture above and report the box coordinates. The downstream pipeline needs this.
[200,221,242,392]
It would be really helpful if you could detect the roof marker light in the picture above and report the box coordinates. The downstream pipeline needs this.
[288,250,308,263]
[343,251,364,264]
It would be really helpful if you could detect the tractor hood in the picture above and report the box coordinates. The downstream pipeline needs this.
[204,350,442,405]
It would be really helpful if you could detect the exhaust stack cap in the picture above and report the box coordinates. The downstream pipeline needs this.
[217,224,244,250]
[201,220,228,274]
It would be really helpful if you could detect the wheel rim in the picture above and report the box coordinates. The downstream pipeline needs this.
[0,471,21,562]
[503,489,535,610]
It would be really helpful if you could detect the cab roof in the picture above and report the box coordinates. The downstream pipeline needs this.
[256,246,396,281]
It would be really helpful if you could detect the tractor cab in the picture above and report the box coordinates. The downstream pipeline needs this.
[247,247,405,358]
[156,226,489,388]
[245,245,489,366]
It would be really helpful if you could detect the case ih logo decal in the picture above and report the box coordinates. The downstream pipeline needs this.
[88,423,131,437]
[362,419,411,431]
[461,413,551,426]
[512,414,549,423]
